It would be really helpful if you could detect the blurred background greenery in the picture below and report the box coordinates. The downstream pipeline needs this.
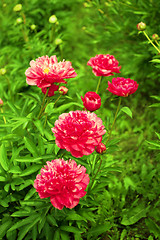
[0,0,160,239]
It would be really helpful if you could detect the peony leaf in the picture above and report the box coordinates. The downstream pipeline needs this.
[60,226,83,234]
[24,137,39,157]
[19,165,41,177]
[0,143,9,171]
[120,106,132,118]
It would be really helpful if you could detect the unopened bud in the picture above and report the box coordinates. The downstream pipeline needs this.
[0,98,3,106]
[49,15,57,24]
[30,24,36,30]
[137,22,146,31]
[55,38,63,45]
[13,4,22,12]
[59,86,68,95]
[152,34,159,41]
[96,143,106,154]
[16,17,23,24]
[0,68,6,75]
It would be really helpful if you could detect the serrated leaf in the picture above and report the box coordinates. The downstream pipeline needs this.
[0,143,9,171]
[120,107,132,118]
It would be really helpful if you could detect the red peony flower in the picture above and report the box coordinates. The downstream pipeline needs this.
[87,54,121,77]
[25,55,77,96]
[81,91,101,111]
[96,142,106,154]
[51,110,106,158]
[107,77,138,97]
[0,98,3,106]
[34,158,90,210]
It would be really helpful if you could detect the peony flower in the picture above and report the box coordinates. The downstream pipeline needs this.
[25,55,77,96]
[107,77,138,97]
[137,22,146,31]
[59,86,68,95]
[34,158,90,210]
[87,54,121,77]
[51,110,106,158]
[81,91,101,111]
[96,142,106,154]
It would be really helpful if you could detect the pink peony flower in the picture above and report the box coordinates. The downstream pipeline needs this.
[87,54,121,77]
[81,91,101,111]
[51,110,106,158]
[25,55,77,96]
[96,142,106,154]
[107,77,138,97]
[34,158,90,210]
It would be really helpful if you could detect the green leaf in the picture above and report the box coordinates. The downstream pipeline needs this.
[47,215,58,227]
[155,132,160,140]
[8,214,40,232]
[120,106,132,118]
[9,166,22,174]
[34,120,44,136]
[146,140,160,149]
[60,226,83,234]
[0,143,9,171]
[66,213,85,221]
[19,165,41,176]
[11,211,31,217]
[24,137,39,157]
[121,204,149,225]
[87,222,111,236]
[0,220,12,239]
[145,218,160,239]
[0,176,6,181]
[150,59,160,63]
[60,231,70,240]
[17,216,41,240]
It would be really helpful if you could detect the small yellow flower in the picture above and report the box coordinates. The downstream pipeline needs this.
[49,15,57,24]
[13,4,22,12]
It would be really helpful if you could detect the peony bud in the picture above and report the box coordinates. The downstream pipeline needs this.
[0,68,6,75]
[96,143,106,154]
[49,15,57,24]
[16,17,23,24]
[55,38,63,45]
[13,4,22,12]
[81,91,101,112]
[0,98,3,106]
[152,34,159,41]
[59,86,68,95]
[137,22,146,31]
[30,24,36,30]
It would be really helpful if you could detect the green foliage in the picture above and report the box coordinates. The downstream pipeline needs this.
[0,0,160,239]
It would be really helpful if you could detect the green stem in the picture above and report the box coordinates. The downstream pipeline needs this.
[143,31,160,54]
[54,94,62,106]
[38,88,49,119]
[96,76,103,94]
[106,97,121,145]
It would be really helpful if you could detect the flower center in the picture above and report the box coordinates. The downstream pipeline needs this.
[43,68,50,74]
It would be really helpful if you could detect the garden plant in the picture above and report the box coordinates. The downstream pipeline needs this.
[0,0,160,240]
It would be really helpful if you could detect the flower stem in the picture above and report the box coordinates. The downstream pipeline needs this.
[38,88,49,119]
[143,31,160,54]
[106,97,121,145]
[54,94,62,106]
[96,76,103,94]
